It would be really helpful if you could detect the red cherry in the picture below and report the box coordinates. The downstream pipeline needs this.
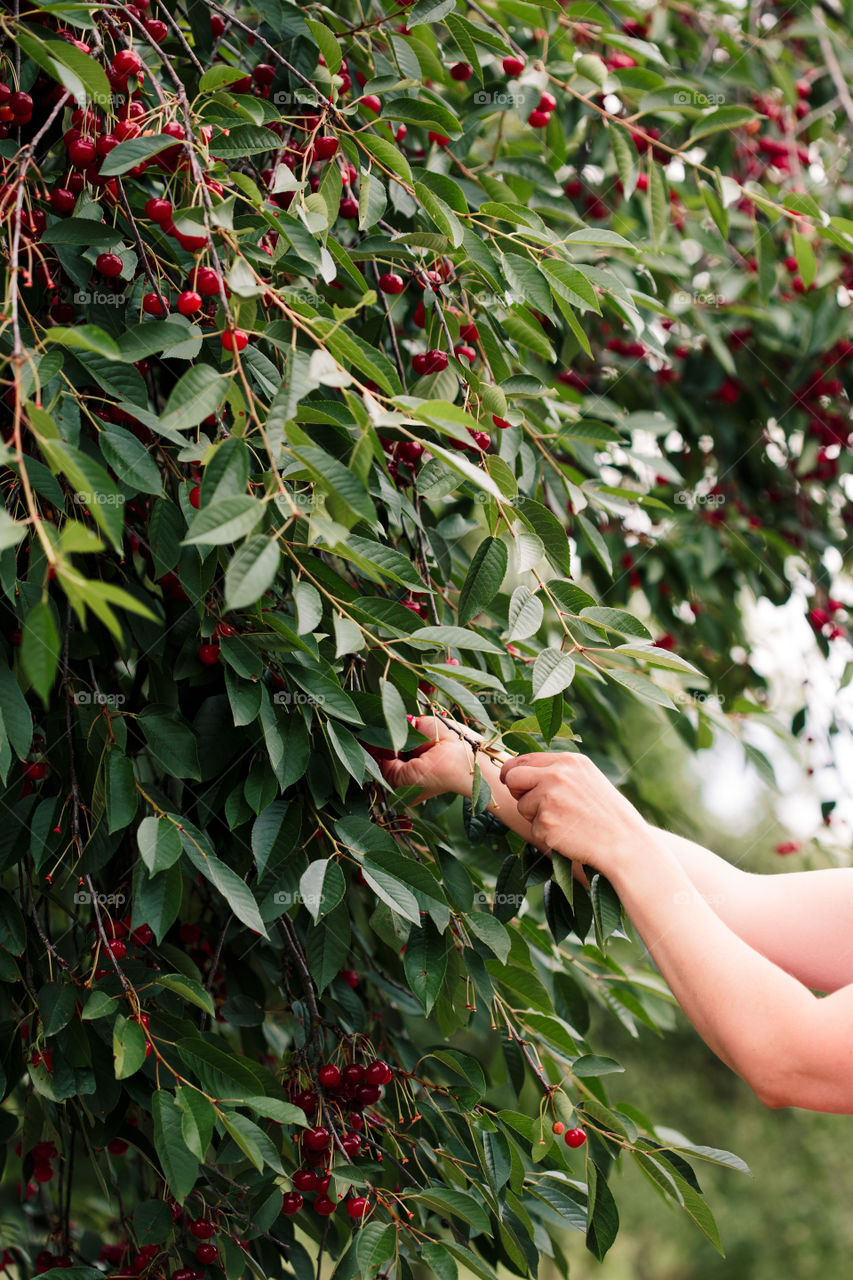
[565,1128,587,1148]
[356,1083,381,1105]
[142,293,167,316]
[188,484,202,509]
[528,109,550,128]
[364,1059,391,1086]
[339,196,359,219]
[108,939,127,959]
[378,272,404,295]
[198,643,220,666]
[293,1088,317,1113]
[221,329,248,352]
[112,50,143,78]
[23,761,46,781]
[96,253,124,279]
[454,344,476,364]
[281,1192,303,1214]
[191,266,219,296]
[340,968,359,988]
[427,131,450,147]
[313,1196,336,1216]
[108,1138,129,1155]
[492,415,511,429]
[50,188,77,215]
[144,197,172,223]
[318,1064,342,1088]
[341,1134,361,1157]
[10,91,33,118]
[450,62,472,81]
[360,95,381,114]
[538,91,557,112]
[343,1063,365,1086]
[459,322,478,342]
[33,1164,55,1183]
[210,13,225,36]
[144,19,167,42]
[189,1221,215,1240]
[214,622,235,638]
[194,1245,218,1266]
[313,136,339,160]
[177,290,202,316]
[346,1197,370,1218]
[67,136,97,166]
[304,1126,331,1152]
[97,134,120,157]
[292,1169,319,1192]
[253,63,275,85]
[502,56,524,75]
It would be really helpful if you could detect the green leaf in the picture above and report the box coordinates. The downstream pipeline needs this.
[137,815,182,874]
[21,601,60,705]
[184,496,264,546]
[224,535,281,611]
[178,821,268,937]
[152,1091,199,1202]
[531,648,576,700]
[99,134,183,176]
[792,228,816,289]
[409,626,502,653]
[289,446,375,524]
[466,912,511,964]
[384,96,461,138]
[220,1110,283,1174]
[38,982,77,1036]
[298,859,346,922]
[755,221,776,304]
[687,104,758,143]
[161,365,228,433]
[514,496,571,575]
[157,973,216,1017]
[410,1186,490,1235]
[113,1015,148,1079]
[648,159,668,244]
[361,860,421,925]
[507,587,544,641]
[381,678,409,753]
[357,1223,397,1278]
[458,537,508,625]
[404,921,448,1014]
[42,324,122,359]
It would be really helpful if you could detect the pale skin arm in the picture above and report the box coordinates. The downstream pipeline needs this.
[381,716,853,1112]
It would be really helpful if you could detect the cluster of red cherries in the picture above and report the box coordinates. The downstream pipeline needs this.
[283,1057,394,1219]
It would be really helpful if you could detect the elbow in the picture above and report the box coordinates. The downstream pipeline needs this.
[742,1058,795,1110]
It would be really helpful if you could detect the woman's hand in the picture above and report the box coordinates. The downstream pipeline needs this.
[377,714,477,802]
[499,751,649,877]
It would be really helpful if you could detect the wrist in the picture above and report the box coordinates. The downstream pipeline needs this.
[604,825,674,890]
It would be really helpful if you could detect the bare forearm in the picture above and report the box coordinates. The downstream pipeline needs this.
[608,840,820,1104]
[652,829,853,993]
[471,766,853,994]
